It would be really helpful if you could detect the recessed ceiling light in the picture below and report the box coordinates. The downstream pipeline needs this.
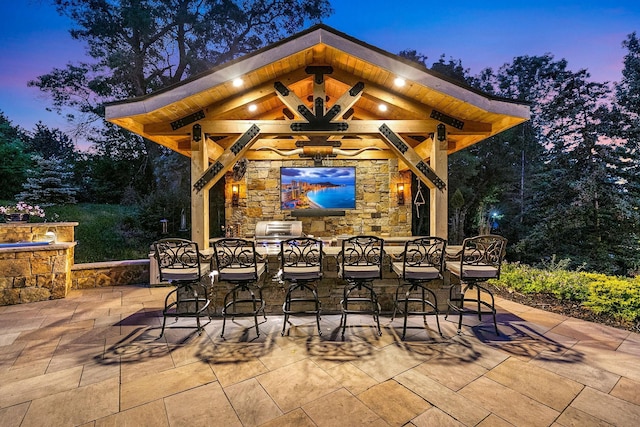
[378,104,388,112]
[248,104,258,112]
[394,77,406,87]
[232,78,243,87]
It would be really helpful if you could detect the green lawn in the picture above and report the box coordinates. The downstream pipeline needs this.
[1,202,151,263]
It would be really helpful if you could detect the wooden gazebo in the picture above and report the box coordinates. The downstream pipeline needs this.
[105,25,529,248]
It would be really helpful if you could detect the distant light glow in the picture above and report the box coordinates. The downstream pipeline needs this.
[394,77,406,87]
[232,78,244,87]
[248,104,258,112]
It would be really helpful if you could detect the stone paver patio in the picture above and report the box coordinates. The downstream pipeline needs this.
[1,285,639,426]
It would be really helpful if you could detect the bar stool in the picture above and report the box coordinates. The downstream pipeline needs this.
[446,235,507,335]
[212,238,267,338]
[391,236,446,339]
[338,235,384,337]
[153,238,211,337]
[278,237,323,336]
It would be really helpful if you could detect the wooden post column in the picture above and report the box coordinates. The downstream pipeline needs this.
[190,126,210,248]
[430,132,448,239]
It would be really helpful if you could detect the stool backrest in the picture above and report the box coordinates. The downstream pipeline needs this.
[280,237,323,281]
[459,234,507,280]
[399,236,446,280]
[153,238,202,282]
[213,238,261,282]
[340,235,384,280]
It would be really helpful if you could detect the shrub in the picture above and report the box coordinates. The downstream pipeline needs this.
[492,262,640,324]
[584,277,640,323]
[492,263,590,301]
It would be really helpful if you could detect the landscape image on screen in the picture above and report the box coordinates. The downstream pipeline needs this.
[280,167,356,210]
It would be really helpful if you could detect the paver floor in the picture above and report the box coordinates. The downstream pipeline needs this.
[1,285,639,426]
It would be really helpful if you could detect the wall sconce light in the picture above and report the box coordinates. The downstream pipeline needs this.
[232,184,239,207]
[397,183,405,205]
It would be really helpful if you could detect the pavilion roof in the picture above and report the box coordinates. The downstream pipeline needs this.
[105,24,530,162]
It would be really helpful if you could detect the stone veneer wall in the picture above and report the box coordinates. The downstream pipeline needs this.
[225,159,412,238]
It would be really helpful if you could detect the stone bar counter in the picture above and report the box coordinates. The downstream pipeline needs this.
[196,236,457,314]
[0,222,78,305]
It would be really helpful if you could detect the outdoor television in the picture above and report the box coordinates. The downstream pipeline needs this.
[280,166,356,211]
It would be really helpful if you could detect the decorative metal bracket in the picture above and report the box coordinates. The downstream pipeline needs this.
[286,81,364,133]
[430,110,464,129]
[305,66,333,84]
[416,161,446,190]
[170,110,205,130]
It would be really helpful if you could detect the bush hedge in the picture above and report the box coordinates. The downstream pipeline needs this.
[491,263,640,324]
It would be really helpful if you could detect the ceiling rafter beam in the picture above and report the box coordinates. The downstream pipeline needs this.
[147,119,441,135]
[274,81,313,121]
[193,124,261,192]
[378,123,445,191]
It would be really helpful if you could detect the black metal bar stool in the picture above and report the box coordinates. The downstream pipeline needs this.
[446,234,507,335]
[278,237,323,336]
[337,235,384,337]
[212,238,267,338]
[391,236,446,339]
[153,238,212,337]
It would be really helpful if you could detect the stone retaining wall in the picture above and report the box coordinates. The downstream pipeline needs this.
[71,260,150,289]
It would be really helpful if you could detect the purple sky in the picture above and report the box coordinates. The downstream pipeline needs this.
[1,0,638,141]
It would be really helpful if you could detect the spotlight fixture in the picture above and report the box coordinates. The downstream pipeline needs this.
[378,104,388,112]
[231,184,239,207]
[394,77,406,87]
[397,183,405,205]
[248,104,258,112]
[232,78,243,87]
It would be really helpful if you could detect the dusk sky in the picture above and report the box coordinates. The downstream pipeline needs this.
[1,0,638,143]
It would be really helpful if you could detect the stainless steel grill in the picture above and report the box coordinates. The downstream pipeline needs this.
[254,221,303,245]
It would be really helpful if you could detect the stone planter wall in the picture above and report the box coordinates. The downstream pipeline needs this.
[0,243,76,305]
[0,222,78,305]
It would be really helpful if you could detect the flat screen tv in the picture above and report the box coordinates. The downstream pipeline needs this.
[280,166,356,210]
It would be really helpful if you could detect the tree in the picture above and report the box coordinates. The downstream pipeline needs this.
[29,0,332,204]
[611,32,640,273]
[27,122,78,161]
[398,49,429,67]
[430,55,471,84]
[446,53,635,274]
[31,0,332,129]
[16,156,78,206]
[0,113,31,199]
